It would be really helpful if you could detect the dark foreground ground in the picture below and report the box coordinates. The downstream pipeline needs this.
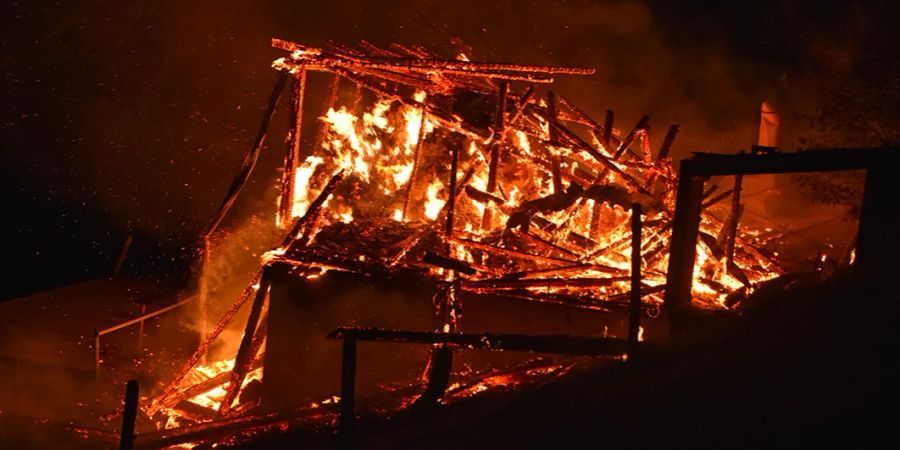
[233,269,898,450]
[0,267,896,449]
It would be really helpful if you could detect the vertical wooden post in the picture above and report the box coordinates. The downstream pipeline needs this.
[546,91,563,194]
[339,338,357,450]
[663,162,706,325]
[602,109,614,152]
[482,82,508,229]
[445,139,460,238]
[219,269,271,415]
[628,203,642,357]
[278,69,307,226]
[724,174,744,268]
[119,380,139,450]
[657,124,680,161]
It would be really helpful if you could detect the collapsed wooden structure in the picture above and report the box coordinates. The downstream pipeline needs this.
[136,38,793,446]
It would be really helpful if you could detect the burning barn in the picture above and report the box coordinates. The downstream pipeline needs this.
[114,37,826,448]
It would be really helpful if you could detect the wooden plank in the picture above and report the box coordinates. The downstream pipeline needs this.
[327,327,628,356]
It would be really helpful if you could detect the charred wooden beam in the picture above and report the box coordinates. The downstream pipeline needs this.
[281,170,346,249]
[483,82,509,229]
[119,380,138,450]
[461,276,630,290]
[724,174,744,268]
[517,230,578,258]
[613,115,649,161]
[339,338,357,450]
[602,109,614,151]
[640,122,653,164]
[274,38,597,77]
[278,70,307,226]
[628,203,642,357]
[446,137,462,239]
[328,327,627,356]
[206,72,288,237]
[147,269,265,415]
[506,262,627,279]
[445,235,574,265]
[657,124,680,160]
[423,252,476,275]
[508,85,535,125]
[219,270,271,416]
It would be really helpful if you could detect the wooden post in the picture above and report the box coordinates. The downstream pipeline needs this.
[657,124,680,161]
[602,109,614,151]
[724,174,743,268]
[628,203,642,357]
[546,91,563,194]
[482,82,508,229]
[339,338,357,450]
[119,380,139,450]
[445,138,460,238]
[663,162,706,324]
[278,70,307,225]
[219,269,271,415]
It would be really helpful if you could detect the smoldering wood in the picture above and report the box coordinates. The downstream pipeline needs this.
[148,269,265,415]
[657,124,680,160]
[602,109,614,150]
[516,230,579,258]
[584,184,658,213]
[628,203,642,356]
[506,183,584,231]
[444,236,574,266]
[508,85,535,125]
[613,115,650,161]
[281,170,346,249]
[219,270,272,415]
[423,252,477,275]
[504,262,627,279]
[640,123,652,164]
[278,71,307,224]
[724,174,744,268]
[172,400,217,422]
[461,276,631,290]
[483,82,509,229]
[465,185,507,208]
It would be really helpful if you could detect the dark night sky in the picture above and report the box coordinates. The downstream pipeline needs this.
[2,0,897,300]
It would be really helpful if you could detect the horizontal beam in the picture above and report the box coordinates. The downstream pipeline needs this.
[682,147,899,177]
[327,327,627,356]
[98,296,194,336]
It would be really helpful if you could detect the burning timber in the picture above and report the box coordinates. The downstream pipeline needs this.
[139,38,789,445]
